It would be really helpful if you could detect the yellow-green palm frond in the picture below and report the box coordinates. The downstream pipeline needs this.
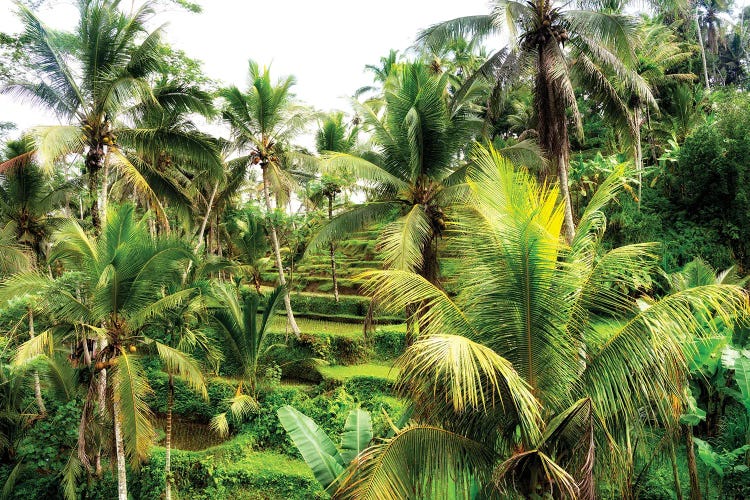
[581,284,748,430]
[153,341,207,399]
[30,125,85,172]
[493,449,579,499]
[379,205,432,272]
[111,351,154,467]
[396,334,542,444]
[334,425,495,500]
[13,328,54,366]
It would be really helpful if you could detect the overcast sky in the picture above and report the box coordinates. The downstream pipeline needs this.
[0,0,495,137]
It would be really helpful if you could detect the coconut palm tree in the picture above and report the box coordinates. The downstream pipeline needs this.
[154,257,221,500]
[0,204,205,500]
[209,284,285,436]
[619,19,695,204]
[113,77,222,232]
[309,63,483,342]
[219,60,312,337]
[335,145,747,498]
[0,137,76,416]
[310,63,480,286]
[312,112,359,302]
[419,1,653,241]
[1,0,169,231]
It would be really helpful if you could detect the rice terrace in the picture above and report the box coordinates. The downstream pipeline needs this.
[0,0,750,498]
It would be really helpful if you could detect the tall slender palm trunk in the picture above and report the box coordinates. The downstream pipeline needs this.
[28,308,46,415]
[669,437,683,500]
[633,106,643,210]
[197,184,219,252]
[406,235,441,346]
[113,395,128,500]
[262,171,301,337]
[165,374,174,500]
[86,146,104,233]
[685,425,702,500]
[695,9,711,91]
[536,46,575,242]
[328,195,339,302]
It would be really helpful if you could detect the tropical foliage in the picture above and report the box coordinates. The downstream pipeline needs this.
[0,0,749,498]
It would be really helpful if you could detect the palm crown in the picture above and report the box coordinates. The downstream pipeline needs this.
[338,144,748,498]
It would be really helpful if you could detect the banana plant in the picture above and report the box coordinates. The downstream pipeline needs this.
[277,405,372,492]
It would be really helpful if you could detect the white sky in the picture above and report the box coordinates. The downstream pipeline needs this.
[0,0,495,138]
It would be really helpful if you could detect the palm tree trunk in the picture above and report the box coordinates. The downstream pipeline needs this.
[262,170,301,337]
[696,9,711,91]
[536,44,575,242]
[28,308,46,415]
[86,146,103,232]
[195,183,219,254]
[165,374,174,500]
[670,437,684,500]
[557,153,576,243]
[685,425,702,500]
[328,195,339,302]
[99,152,110,224]
[113,395,128,500]
[634,107,643,210]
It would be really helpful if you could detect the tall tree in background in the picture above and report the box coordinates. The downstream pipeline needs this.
[2,0,166,231]
[420,1,653,241]
[313,112,358,302]
[220,60,311,337]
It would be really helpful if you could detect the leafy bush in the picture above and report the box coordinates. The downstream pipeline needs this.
[145,371,236,422]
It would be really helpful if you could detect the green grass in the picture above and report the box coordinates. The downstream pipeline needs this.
[318,362,399,382]
[267,315,365,338]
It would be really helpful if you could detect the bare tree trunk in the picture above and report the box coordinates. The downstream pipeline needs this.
[536,44,575,242]
[99,152,110,225]
[28,308,46,415]
[262,170,301,337]
[165,374,174,500]
[685,425,702,500]
[328,195,339,302]
[195,183,219,254]
[86,150,102,233]
[634,107,643,210]
[557,153,576,243]
[113,396,128,500]
[696,10,711,91]
[670,437,684,500]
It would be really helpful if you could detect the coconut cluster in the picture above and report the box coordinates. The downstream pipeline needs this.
[81,119,117,147]
[522,15,569,50]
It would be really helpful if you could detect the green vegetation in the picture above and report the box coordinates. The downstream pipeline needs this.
[1,0,750,498]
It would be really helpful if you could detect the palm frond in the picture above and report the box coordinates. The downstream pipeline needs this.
[112,351,155,467]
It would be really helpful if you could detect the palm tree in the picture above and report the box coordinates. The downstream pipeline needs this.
[623,19,695,204]
[0,137,73,264]
[335,145,747,498]
[2,0,165,231]
[311,63,479,286]
[0,137,75,416]
[220,60,311,337]
[0,204,204,500]
[313,112,358,302]
[224,206,271,292]
[309,63,483,343]
[154,259,219,500]
[419,1,653,241]
[666,258,745,500]
[354,49,402,99]
[209,284,285,436]
[114,77,222,232]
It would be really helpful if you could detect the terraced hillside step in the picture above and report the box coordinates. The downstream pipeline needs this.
[318,362,399,382]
